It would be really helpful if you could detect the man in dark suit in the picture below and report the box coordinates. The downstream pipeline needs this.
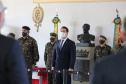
[51,26,76,84]
[91,18,126,84]
[0,1,29,84]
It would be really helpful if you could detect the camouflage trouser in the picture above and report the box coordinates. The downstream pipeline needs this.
[47,72,56,84]
[28,71,32,84]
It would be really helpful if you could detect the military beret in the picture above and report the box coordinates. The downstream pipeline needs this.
[50,32,57,37]
[22,26,30,30]
[100,35,107,40]
[8,33,15,37]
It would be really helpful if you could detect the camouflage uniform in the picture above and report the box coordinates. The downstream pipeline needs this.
[94,44,111,61]
[18,36,39,84]
[112,43,124,54]
[44,42,56,84]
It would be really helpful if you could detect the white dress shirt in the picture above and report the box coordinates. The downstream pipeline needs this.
[60,37,68,47]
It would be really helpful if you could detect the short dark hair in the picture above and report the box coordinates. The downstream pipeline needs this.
[61,26,69,32]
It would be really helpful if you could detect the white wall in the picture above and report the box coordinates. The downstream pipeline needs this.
[1,0,126,68]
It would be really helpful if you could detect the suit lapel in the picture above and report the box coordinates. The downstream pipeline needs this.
[58,40,61,54]
[60,38,69,52]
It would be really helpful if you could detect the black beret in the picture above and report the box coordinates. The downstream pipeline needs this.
[50,32,57,37]
[22,26,30,30]
[100,35,107,40]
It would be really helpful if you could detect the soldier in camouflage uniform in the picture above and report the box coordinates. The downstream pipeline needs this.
[112,39,124,54]
[18,26,39,84]
[44,33,57,84]
[94,35,111,61]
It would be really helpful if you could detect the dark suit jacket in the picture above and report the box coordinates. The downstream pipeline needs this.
[0,34,29,84]
[51,38,76,70]
[91,48,126,84]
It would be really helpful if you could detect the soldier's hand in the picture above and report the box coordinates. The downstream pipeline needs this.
[32,64,35,69]
[51,67,55,70]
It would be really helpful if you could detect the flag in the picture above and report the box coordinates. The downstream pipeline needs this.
[52,16,61,40]
[112,14,122,47]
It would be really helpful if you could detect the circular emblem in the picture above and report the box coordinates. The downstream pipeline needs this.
[33,4,44,24]
[114,17,121,25]
[52,17,61,24]
[115,19,119,23]
[54,18,58,22]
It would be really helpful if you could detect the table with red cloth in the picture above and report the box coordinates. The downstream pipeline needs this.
[32,67,47,84]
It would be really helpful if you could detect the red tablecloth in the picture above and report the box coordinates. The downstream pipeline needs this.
[32,67,47,84]
[32,79,39,84]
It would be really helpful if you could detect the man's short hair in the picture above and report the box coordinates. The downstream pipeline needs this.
[61,26,69,32]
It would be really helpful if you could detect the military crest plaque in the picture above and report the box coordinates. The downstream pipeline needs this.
[33,3,44,32]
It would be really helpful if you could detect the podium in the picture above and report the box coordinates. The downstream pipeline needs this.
[32,67,47,84]
[72,43,95,84]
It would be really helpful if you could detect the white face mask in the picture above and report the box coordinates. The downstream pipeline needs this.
[60,32,66,39]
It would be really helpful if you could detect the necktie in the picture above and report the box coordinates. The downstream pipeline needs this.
[60,40,64,51]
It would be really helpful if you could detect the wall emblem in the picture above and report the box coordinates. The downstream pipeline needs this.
[33,3,44,32]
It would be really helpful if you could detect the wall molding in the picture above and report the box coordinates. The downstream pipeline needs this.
[33,0,126,3]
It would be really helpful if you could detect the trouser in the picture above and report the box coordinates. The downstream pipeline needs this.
[55,73,71,84]
[47,72,56,84]
[28,71,32,84]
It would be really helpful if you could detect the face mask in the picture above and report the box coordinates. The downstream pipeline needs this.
[60,32,66,39]
[99,40,105,44]
[22,32,27,37]
[50,38,55,42]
